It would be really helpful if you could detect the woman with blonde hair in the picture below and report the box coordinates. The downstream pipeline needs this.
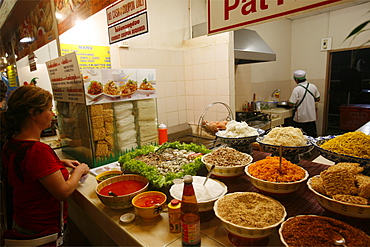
[1,85,89,245]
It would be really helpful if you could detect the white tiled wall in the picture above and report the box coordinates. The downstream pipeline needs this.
[183,32,233,125]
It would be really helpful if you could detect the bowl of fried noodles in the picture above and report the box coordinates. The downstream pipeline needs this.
[311,132,370,175]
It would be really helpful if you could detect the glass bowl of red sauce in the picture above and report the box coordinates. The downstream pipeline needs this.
[96,174,149,209]
[132,191,167,222]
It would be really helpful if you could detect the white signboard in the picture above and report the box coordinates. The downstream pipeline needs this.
[106,0,147,26]
[46,52,85,103]
[108,12,148,44]
[208,0,352,34]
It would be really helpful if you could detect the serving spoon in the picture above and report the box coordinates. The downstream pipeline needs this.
[330,230,348,247]
[108,191,118,197]
[203,164,215,186]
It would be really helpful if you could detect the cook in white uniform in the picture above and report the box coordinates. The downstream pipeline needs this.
[288,70,320,137]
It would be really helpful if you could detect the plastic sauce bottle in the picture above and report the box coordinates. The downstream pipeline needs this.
[181,175,201,246]
[158,123,168,144]
[168,199,181,233]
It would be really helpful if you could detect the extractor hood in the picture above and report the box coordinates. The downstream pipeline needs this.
[192,23,276,65]
[234,29,276,65]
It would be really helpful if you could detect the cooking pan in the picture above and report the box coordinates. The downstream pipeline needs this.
[277,101,292,108]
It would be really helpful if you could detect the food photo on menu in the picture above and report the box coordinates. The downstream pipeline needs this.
[82,69,157,105]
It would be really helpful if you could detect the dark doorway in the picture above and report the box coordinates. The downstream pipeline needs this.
[326,47,370,135]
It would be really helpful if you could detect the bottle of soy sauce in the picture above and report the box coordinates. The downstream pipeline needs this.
[181,175,201,246]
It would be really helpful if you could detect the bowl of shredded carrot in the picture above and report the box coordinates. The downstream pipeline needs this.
[245,156,309,195]
[311,133,370,175]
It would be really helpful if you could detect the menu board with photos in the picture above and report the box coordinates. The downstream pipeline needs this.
[82,68,156,105]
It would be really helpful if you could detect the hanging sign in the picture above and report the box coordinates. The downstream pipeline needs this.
[108,12,148,44]
[28,52,37,72]
[208,0,352,35]
[106,0,147,26]
[46,52,85,103]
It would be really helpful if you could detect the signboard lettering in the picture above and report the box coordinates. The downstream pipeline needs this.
[108,12,148,44]
[106,0,147,26]
[208,0,351,34]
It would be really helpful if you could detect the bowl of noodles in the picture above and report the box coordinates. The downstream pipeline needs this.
[256,127,314,163]
[311,132,370,175]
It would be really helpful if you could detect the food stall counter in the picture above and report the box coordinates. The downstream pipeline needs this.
[261,108,293,128]
[58,149,369,246]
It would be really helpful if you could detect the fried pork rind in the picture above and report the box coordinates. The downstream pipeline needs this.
[310,176,327,196]
[356,174,370,199]
[311,162,370,205]
[320,170,357,197]
[91,116,104,129]
[90,104,104,117]
[333,194,368,205]
[96,141,111,157]
[330,162,363,175]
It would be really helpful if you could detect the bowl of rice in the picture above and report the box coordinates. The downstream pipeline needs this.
[214,192,287,242]
[307,162,370,218]
[245,156,309,195]
[201,147,253,177]
[215,120,265,154]
[311,132,370,175]
[256,127,314,163]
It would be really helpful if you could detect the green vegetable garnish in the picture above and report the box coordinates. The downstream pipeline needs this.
[118,142,211,188]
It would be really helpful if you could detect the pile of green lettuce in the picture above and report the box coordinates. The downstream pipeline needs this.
[118,142,211,188]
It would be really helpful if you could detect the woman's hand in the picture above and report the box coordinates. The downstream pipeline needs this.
[61,159,81,169]
[74,162,90,175]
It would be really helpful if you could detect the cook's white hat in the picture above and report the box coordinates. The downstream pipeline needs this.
[293,70,306,80]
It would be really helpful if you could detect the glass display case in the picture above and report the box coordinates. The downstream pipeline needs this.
[56,68,158,168]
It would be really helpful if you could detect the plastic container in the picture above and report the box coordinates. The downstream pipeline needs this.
[339,104,370,130]
[158,123,168,144]
[181,175,201,246]
[168,199,181,233]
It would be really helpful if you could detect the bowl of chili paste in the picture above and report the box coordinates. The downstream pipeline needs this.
[96,174,149,209]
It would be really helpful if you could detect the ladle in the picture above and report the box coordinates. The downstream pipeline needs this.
[203,164,215,186]
[279,145,283,173]
[108,191,118,197]
[330,231,348,247]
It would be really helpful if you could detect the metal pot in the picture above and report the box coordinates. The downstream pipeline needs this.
[277,101,291,108]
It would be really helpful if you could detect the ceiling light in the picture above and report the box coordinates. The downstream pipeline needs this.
[55,12,64,20]
[20,37,34,43]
